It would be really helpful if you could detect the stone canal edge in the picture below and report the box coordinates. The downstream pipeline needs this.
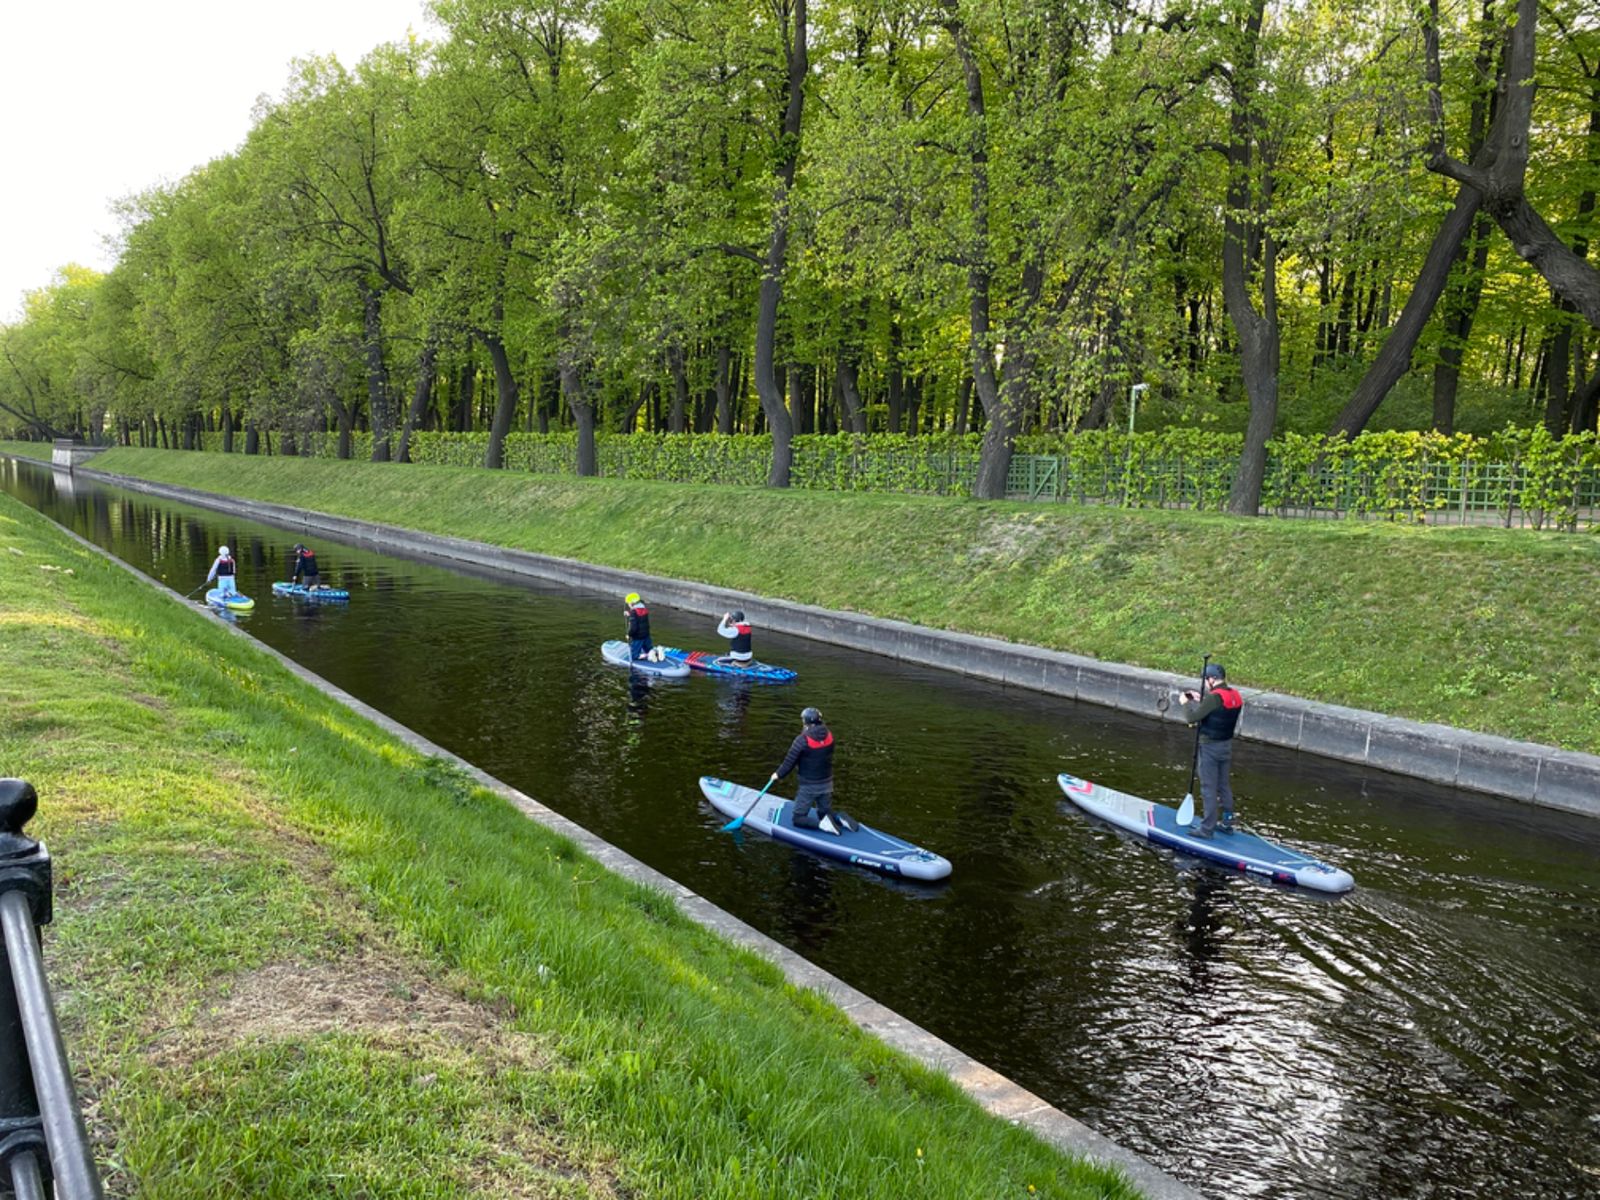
[73,464,1600,820]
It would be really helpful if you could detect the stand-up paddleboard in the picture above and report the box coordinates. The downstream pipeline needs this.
[272,581,351,601]
[699,776,951,881]
[205,588,255,612]
[1057,773,1354,893]
[601,639,691,678]
[658,648,797,682]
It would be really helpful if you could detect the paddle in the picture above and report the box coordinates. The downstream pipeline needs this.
[1174,654,1210,828]
[183,581,208,600]
[721,776,777,833]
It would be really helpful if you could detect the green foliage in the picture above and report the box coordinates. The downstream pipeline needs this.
[3,0,1597,463]
[184,426,1600,524]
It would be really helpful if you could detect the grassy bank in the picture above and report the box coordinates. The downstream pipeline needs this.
[0,492,1133,1198]
[54,446,1600,756]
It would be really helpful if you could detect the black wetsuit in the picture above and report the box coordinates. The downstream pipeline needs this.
[626,604,653,659]
[776,723,835,828]
[1183,686,1243,835]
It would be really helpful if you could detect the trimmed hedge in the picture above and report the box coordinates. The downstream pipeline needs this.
[185,427,1600,527]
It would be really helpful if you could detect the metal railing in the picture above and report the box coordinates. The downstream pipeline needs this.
[1,780,103,1200]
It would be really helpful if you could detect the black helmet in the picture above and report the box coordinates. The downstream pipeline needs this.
[731,610,745,622]
[293,543,306,553]
[1203,662,1226,680]
[801,706,822,725]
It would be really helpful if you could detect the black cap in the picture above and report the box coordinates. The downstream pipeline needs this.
[801,706,822,725]
[1204,663,1226,680]
[731,610,745,623]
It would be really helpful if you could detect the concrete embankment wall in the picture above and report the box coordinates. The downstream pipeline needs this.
[37,480,1200,1200]
[73,465,1600,820]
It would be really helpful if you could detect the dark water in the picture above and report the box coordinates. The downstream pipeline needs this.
[5,456,1599,1200]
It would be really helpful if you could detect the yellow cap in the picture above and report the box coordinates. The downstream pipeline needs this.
[625,592,641,605]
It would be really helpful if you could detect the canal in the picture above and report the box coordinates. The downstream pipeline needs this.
[4,456,1598,1199]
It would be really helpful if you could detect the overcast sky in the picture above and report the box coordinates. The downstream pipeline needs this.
[0,1,433,321]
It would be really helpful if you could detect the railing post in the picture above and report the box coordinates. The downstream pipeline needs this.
[0,779,104,1200]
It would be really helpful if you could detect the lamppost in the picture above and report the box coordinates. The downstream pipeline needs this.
[1123,383,1149,506]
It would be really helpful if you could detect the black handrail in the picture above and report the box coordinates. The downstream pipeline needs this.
[0,780,103,1200]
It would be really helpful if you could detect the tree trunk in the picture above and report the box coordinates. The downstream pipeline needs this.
[954,375,972,435]
[562,365,598,476]
[715,345,734,434]
[1570,371,1600,433]
[245,421,259,455]
[753,2,806,486]
[835,357,867,433]
[455,356,475,432]
[397,334,439,464]
[1222,0,1278,516]
[887,317,904,433]
[363,285,394,462]
[943,2,1013,499]
[483,333,520,469]
[668,346,689,432]
[1427,0,1600,327]
[1431,211,1494,434]
[1330,189,1483,436]
[1545,318,1574,433]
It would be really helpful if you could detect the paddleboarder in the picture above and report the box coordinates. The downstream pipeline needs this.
[291,543,323,590]
[206,545,239,597]
[716,610,754,667]
[624,592,655,661]
[1177,663,1243,837]
[770,707,840,832]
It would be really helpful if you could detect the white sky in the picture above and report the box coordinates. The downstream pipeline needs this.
[0,1,434,322]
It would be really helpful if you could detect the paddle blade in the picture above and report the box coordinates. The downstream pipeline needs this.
[1175,793,1195,827]
[720,817,744,833]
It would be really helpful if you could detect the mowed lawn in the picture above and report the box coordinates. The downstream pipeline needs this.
[0,490,1136,1199]
[27,443,1600,756]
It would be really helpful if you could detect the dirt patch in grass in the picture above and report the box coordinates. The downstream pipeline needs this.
[157,950,546,1069]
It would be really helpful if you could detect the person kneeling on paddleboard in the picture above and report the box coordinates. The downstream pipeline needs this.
[1178,662,1243,838]
[291,543,322,590]
[716,610,754,667]
[624,592,655,661]
[771,707,853,834]
[207,545,239,597]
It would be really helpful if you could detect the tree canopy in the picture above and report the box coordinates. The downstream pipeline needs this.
[5,0,1597,507]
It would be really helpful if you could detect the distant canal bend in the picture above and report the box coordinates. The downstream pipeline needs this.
[5,456,1598,1200]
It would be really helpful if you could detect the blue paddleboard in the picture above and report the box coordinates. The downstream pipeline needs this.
[601,639,691,678]
[659,647,796,682]
[272,581,350,601]
[699,776,951,881]
[205,588,254,612]
[1057,772,1354,893]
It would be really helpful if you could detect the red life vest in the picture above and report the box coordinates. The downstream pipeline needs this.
[1199,686,1243,740]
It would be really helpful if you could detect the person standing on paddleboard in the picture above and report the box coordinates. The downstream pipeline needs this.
[206,545,239,597]
[771,707,838,831]
[624,592,655,661]
[1177,662,1243,838]
[716,610,754,667]
[291,543,322,590]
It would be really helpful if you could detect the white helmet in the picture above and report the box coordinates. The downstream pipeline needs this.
[219,545,230,557]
